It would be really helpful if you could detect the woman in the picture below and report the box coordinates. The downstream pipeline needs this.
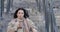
[7,8,37,32]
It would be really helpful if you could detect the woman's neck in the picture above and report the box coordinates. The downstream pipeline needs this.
[17,18,22,19]
[17,17,25,21]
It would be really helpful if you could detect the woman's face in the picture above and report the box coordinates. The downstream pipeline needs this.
[17,10,24,19]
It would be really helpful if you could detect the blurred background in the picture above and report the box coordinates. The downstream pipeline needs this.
[0,0,60,32]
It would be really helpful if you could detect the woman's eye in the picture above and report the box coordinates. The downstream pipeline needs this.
[22,13,24,14]
[18,12,24,14]
[18,12,20,14]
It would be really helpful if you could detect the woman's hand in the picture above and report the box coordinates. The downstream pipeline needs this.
[32,28,37,32]
[7,28,15,32]
[17,22,22,29]
[17,23,20,28]
[30,27,37,32]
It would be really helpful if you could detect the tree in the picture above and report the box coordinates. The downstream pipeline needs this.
[35,0,41,12]
[0,0,4,20]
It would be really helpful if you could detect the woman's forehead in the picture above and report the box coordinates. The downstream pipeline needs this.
[18,10,24,12]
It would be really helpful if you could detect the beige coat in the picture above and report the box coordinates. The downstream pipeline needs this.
[7,18,37,32]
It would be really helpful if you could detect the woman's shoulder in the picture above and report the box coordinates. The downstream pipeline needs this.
[26,18,32,21]
[9,18,17,23]
[11,18,16,22]
[26,18,34,24]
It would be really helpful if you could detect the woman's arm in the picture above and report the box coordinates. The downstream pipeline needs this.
[31,27,38,32]
[7,19,17,32]
[29,21,38,32]
[26,18,38,32]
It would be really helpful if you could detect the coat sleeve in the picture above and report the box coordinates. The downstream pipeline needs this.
[26,18,38,32]
[7,19,17,32]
